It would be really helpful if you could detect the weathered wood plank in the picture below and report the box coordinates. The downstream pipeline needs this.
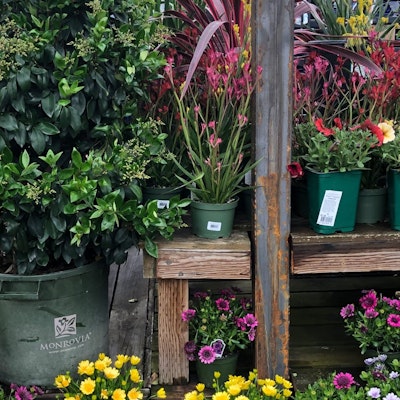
[158,279,189,385]
[109,248,152,383]
[291,223,400,274]
[143,230,251,280]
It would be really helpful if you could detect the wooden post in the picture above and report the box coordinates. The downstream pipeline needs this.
[252,0,293,378]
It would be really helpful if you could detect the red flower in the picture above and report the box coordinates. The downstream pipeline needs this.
[287,162,304,179]
[315,118,335,136]
[360,119,384,145]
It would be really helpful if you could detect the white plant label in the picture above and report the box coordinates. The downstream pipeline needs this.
[156,199,170,209]
[207,221,222,231]
[316,190,342,226]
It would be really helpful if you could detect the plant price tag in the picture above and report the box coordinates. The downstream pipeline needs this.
[207,221,222,231]
[316,190,342,226]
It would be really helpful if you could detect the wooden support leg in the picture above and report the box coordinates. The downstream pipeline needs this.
[157,279,189,385]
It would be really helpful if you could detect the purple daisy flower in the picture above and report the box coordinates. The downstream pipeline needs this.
[387,313,400,327]
[198,345,216,364]
[365,308,379,318]
[243,313,258,328]
[333,372,356,389]
[215,298,230,311]
[14,386,34,400]
[360,290,378,310]
[367,387,381,399]
[340,304,355,319]
[181,309,196,322]
[383,394,400,400]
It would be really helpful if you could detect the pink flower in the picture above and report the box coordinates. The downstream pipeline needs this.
[215,298,230,311]
[365,308,379,318]
[340,304,355,319]
[360,290,378,310]
[181,309,196,322]
[243,313,258,328]
[209,133,222,148]
[387,314,400,328]
[198,346,216,364]
[333,372,356,389]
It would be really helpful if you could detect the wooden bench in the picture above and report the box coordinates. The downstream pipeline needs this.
[290,221,400,274]
[143,229,252,385]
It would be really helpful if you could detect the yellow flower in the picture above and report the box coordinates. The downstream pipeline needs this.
[80,378,96,395]
[115,354,130,369]
[127,389,143,400]
[381,17,389,24]
[336,17,345,26]
[130,368,141,383]
[104,367,120,380]
[378,120,395,144]
[262,384,277,397]
[211,392,229,400]
[195,383,205,392]
[54,374,71,389]
[214,371,221,379]
[264,378,276,386]
[236,397,249,400]
[283,388,293,397]
[248,370,257,382]
[101,389,109,399]
[95,356,113,371]
[78,360,95,376]
[130,356,141,366]
[282,379,293,389]
[184,391,198,400]
[156,388,167,399]
[112,389,126,400]
[227,384,241,396]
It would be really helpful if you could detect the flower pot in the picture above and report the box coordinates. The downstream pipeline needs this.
[143,186,184,209]
[195,353,238,388]
[0,262,109,387]
[356,187,387,224]
[306,169,362,234]
[190,198,239,239]
[387,169,400,230]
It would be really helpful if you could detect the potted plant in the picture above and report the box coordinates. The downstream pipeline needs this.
[0,0,189,387]
[54,353,166,400]
[184,370,293,399]
[162,0,261,238]
[293,118,383,234]
[340,289,400,357]
[181,287,258,387]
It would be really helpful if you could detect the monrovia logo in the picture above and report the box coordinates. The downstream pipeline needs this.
[55,314,77,338]
[39,314,93,353]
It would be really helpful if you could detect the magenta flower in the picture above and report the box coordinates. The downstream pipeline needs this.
[14,386,34,400]
[184,340,197,361]
[215,298,230,311]
[333,372,356,389]
[387,313,400,327]
[365,308,379,318]
[340,304,355,319]
[243,313,258,328]
[248,327,256,342]
[198,346,216,364]
[181,309,196,322]
[360,290,378,310]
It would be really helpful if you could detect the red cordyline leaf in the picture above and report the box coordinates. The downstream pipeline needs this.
[164,0,244,97]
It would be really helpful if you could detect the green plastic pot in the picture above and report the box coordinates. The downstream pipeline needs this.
[306,169,362,234]
[356,187,387,224]
[0,262,109,387]
[190,198,239,239]
[195,353,238,388]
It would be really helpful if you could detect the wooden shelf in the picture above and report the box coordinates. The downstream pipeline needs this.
[290,219,400,274]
